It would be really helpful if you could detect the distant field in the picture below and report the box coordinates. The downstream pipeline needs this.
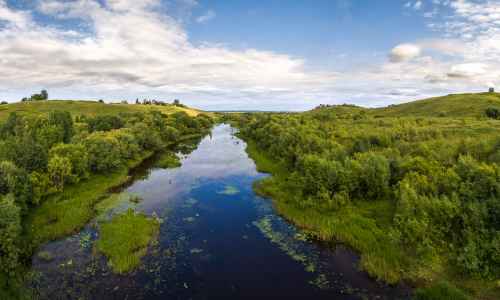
[0,100,202,121]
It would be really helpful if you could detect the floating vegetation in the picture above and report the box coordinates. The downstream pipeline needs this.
[59,259,73,268]
[253,215,332,290]
[37,251,54,262]
[217,185,240,195]
[309,274,330,290]
[183,197,198,208]
[79,232,93,249]
[183,216,196,223]
[190,248,204,254]
[96,209,160,274]
[156,152,181,169]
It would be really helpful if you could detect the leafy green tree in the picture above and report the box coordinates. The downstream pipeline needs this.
[84,132,123,173]
[0,194,22,293]
[49,143,89,183]
[48,155,72,192]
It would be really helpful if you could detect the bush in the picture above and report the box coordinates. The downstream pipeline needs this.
[485,107,500,119]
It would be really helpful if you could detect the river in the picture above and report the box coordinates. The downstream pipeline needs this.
[30,124,411,299]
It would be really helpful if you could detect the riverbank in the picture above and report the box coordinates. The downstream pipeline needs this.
[24,151,154,251]
[242,136,498,300]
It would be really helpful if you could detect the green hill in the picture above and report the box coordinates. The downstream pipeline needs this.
[373,92,500,118]
[311,93,500,119]
[0,100,203,121]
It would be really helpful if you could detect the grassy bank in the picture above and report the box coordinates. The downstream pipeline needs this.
[244,136,498,299]
[24,151,154,250]
[247,141,405,284]
[96,209,160,274]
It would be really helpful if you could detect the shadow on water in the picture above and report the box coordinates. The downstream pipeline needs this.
[29,124,412,299]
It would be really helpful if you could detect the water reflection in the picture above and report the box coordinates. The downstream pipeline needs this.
[129,125,259,212]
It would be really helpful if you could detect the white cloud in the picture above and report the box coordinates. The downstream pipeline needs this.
[0,0,336,109]
[414,1,423,10]
[389,43,422,62]
[448,63,488,78]
[0,0,499,110]
[196,9,215,24]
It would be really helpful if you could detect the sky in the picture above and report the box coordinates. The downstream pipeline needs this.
[0,0,499,110]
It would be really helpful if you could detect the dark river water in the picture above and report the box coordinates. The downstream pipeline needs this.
[30,124,411,299]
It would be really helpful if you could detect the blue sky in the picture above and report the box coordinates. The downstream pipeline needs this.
[0,0,499,110]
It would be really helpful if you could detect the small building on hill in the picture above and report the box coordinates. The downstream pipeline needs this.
[489,87,495,93]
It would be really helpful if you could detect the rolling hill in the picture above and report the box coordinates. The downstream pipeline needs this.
[0,100,203,121]
[312,92,500,118]
[374,92,500,118]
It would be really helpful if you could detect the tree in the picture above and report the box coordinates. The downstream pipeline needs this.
[48,155,72,192]
[0,194,22,285]
[86,115,124,132]
[48,110,74,143]
[49,143,89,183]
[40,90,48,100]
[84,133,123,173]
[0,101,7,105]
[485,107,500,119]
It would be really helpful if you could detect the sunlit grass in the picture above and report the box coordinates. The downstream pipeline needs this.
[96,209,159,274]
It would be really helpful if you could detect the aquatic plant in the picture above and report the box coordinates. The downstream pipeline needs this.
[79,232,92,249]
[37,251,54,262]
[96,209,160,274]
[217,185,240,195]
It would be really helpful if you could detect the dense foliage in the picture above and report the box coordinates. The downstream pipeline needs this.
[230,106,500,297]
[0,107,213,296]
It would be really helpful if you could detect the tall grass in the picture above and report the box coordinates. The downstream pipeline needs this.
[96,209,159,274]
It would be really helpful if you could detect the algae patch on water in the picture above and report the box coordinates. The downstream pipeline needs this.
[217,185,240,195]
[253,216,319,277]
[96,209,160,274]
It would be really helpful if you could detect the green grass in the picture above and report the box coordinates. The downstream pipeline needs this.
[0,100,202,121]
[25,151,153,250]
[414,281,470,300]
[373,92,500,118]
[96,209,159,274]
[309,92,500,119]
